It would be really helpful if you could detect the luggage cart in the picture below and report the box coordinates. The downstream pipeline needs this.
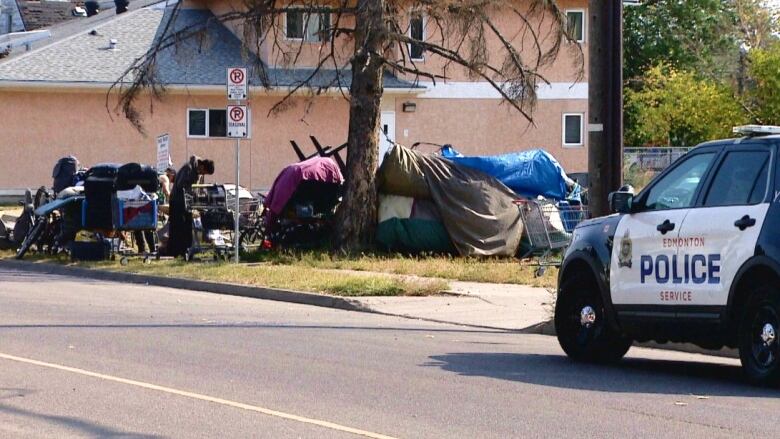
[516,199,589,277]
[111,197,159,265]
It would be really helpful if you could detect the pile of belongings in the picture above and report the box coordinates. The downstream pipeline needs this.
[376,145,582,257]
[263,156,343,248]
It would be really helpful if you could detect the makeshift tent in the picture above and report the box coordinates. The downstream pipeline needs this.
[263,156,344,226]
[440,146,569,200]
[378,145,523,257]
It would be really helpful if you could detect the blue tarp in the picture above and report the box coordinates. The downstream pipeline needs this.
[440,146,569,200]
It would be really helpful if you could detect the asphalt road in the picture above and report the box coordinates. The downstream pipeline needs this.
[0,268,778,438]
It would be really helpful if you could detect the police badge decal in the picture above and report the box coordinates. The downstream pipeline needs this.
[618,229,632,268]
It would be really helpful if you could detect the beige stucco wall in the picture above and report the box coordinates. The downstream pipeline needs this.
[0,89,350,190]
[394,97,588,172]
[0,88,586,190]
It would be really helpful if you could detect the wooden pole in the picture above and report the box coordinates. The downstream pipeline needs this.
[588,0,624,217]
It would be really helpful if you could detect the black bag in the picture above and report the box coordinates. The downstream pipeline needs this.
[116,163,159,193]
[84,164,119,229]
[70,240,110,261]
[85,163,120,180]
[52,156,78,194]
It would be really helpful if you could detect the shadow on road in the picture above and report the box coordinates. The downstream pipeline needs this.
[425,352,779,397]
[0,401,161,438]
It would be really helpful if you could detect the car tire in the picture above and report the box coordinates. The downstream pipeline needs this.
[738,287,780,386]
[555,272,631,363]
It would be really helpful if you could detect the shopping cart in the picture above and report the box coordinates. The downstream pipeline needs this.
[184,184,235,261]
[183,184,265,260]
[516,199,589,277]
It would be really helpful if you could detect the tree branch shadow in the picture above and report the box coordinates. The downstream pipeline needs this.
[0,401,163,438]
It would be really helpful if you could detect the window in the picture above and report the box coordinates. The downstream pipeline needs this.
[566,10,585,43]
[188,109,233,138]
[643,153,715,211]
[188,109,207,137]
[286,9,331,42]
[209,109,227,138]
[409,13,425,60]
[704,150,769,206]
[562,113,583,146]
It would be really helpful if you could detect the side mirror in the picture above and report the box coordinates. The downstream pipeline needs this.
[609,190,634,214]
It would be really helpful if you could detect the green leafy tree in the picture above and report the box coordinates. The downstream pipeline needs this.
[624,0,740,83]
[625,65,747,146]
[747,42,780,125]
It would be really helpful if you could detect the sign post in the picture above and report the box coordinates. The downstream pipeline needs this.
[155,133,171,172]
[227,68,248,263]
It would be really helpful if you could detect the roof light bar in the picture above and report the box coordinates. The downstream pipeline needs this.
[733,125,780,136]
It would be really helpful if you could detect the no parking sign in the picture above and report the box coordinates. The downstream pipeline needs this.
[227,105,247,138]
[227,67,247,100]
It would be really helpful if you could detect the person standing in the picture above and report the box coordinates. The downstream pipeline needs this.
[166,156,214,257]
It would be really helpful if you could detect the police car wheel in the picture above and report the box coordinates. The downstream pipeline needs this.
[555,274,631,363]
[739,289,780,386]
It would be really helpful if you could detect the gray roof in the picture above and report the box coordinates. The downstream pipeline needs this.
[0,7,162,82]
[0,6,419,90]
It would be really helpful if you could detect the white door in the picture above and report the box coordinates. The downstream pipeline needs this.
[379,111,396,164]
[675,147,771,306]
[611,151,718,305]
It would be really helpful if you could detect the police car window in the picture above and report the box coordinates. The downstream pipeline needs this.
[643,153,715,211]
[704,150,769,206]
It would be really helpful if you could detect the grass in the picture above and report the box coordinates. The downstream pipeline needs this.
[242,250,558,288]
[2,247,558,289]
[2,251,448,297]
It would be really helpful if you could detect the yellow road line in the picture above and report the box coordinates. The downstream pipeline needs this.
[0,352,398,439]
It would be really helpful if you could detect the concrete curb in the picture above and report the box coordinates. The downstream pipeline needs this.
[0,259,370,313]
[0,260,746,357]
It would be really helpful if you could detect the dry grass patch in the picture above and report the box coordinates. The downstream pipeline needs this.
[245,251,558,288]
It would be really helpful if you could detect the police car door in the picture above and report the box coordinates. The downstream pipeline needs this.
[675,146,771,306]
[611,151,718,305]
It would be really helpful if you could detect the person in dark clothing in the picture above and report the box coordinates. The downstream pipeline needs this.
[166,156,215,257]
[134,230,155,254]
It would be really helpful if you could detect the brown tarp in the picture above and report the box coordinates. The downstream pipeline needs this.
[378,145,523,257]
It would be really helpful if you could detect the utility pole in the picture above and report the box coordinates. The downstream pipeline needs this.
[588,0,624,217]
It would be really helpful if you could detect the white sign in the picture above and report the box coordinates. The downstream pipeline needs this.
[156,133,171,172]
[227,105,247,138]
[227,67,247,100]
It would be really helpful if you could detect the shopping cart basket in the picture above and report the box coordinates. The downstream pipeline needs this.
[516,199,589,277]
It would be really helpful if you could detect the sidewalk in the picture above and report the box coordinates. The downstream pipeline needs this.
[356,281,553,331]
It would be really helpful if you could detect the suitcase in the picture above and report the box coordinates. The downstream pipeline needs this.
[116,163,159,193]
[84,164,119,229]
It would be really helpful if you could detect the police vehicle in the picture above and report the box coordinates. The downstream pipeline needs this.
[555,125,780,385]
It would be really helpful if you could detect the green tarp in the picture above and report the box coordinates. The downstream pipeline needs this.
[376,218,455,253]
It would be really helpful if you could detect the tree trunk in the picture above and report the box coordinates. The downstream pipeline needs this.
[334,0,385,253]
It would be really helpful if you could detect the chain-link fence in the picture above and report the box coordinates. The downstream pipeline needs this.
[623,147,692,191]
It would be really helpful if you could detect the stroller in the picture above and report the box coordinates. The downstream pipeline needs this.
[262,156,343,249]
